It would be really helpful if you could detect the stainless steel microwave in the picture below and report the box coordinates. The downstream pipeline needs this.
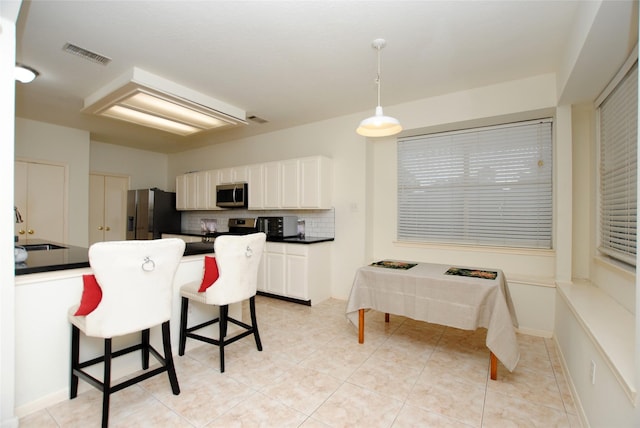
[216,183,248,208]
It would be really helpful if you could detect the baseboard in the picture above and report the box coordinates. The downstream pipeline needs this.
[516,326,553,338]
[14,389,67,419]
[552,335,591,428]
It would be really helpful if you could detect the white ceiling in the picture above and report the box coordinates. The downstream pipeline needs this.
[12,1,630,153]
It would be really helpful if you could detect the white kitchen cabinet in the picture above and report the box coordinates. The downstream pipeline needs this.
[175,174,187,210]
[89,173,128,245]
[177,155,332,211]
[247,164,264,209]
[219,166,248,184]
[300,156,333,209]
[263,162,281,209]
[259,242,331,305]
[280,158,300,208]
[249,156,332,210]
[176,170,217,210]
[14,160,66,244]
[263,242,286,296]
[194,171,208,210]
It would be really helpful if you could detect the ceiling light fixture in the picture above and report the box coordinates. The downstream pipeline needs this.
[15,63,39,83]
[356,38,402,137]
[83,67,247,136]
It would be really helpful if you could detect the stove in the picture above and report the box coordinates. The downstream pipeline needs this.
[201,218,257,243]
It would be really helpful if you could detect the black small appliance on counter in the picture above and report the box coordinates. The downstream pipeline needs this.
[256,216,298,238]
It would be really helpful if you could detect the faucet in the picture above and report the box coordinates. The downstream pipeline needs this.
[14,206,24,223]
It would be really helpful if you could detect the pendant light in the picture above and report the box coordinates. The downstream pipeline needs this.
[356,38,402,137]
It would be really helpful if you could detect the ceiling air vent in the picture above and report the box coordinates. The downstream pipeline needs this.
[248,115,268,124]
[62,42,112,66]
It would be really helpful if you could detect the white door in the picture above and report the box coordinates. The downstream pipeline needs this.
[15,161,66,243]
[89,174,128,245]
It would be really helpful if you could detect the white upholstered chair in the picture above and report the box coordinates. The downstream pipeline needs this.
[178,232,266,372]
[68,238,185,428]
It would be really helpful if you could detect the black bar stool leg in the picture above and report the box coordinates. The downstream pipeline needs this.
[249,296,262,351]
[102,338,112,428]
[70,325,80,398]
[178,297,189,356]
[219,305,228,373]
[141,328,150,370]
[162,321,180,395]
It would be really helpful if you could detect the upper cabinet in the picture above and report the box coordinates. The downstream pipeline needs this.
[247,164,264,209]
[299,156,332,209]
[176,170,222,211]
[176,155,332,211]
[219,166,248,184]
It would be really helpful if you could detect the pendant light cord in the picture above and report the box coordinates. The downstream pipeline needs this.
[376,45,381,107]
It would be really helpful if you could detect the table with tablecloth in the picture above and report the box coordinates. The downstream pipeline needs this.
[346,262,520,378]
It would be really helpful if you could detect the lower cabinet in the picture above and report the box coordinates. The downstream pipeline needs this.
[258,242,331,305]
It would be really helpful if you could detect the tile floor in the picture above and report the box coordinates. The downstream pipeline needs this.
[20,296,581,427]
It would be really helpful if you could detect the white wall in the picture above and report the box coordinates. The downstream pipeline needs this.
[15,118,90,247]
[1,2,21,426]
[90,141,169,190]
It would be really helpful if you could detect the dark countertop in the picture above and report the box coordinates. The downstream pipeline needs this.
[15,234,332,276]
[277,236,334,244]
[174,231,334,245]
[15,239,90,275]
[15,238,216,276]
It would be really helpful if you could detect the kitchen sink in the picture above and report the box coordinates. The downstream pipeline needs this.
[22,243,68,251]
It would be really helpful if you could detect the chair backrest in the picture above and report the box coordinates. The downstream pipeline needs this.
[205,232,266,305]
[84,238,185,337]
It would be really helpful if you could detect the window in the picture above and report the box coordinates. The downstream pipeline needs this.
[597,59,637,267]
[398,119,553,249]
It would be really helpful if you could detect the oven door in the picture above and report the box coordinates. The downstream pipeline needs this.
[216,183,248,208]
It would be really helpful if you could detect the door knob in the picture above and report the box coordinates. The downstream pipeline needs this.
[27,229,34,234]
[98,226,103,230]
[105,226,111,231]
[18,229,26,235]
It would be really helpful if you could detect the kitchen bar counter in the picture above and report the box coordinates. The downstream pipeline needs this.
[15,238,215,275]
[14,240,90,275]
[173,230,334,244]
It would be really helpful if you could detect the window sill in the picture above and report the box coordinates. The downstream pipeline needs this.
[556,279,636,404]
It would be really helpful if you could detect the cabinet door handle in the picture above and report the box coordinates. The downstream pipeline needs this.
[27,229,34,234]
[105,226,111,231]
[97,226,103,230]
[18,229,26,235]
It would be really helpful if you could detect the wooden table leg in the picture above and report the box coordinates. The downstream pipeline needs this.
[385,313,389,323]
[358,309,364,344]
[490,352,497,380]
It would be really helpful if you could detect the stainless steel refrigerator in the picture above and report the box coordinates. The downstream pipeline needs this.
[126,188,181,240]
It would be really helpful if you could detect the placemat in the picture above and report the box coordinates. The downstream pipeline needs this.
[370,260,417,270]
[445,267,497,280]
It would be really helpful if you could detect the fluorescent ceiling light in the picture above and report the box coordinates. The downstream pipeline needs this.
[83,67,247,136]
[15,64,39,83]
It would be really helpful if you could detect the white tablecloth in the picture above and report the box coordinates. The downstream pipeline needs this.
[346,262,520,372]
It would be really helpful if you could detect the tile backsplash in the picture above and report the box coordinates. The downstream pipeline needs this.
[181,208,335,238]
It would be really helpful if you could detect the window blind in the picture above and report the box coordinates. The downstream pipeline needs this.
[398,119,553,248]
[598,61,637,266]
